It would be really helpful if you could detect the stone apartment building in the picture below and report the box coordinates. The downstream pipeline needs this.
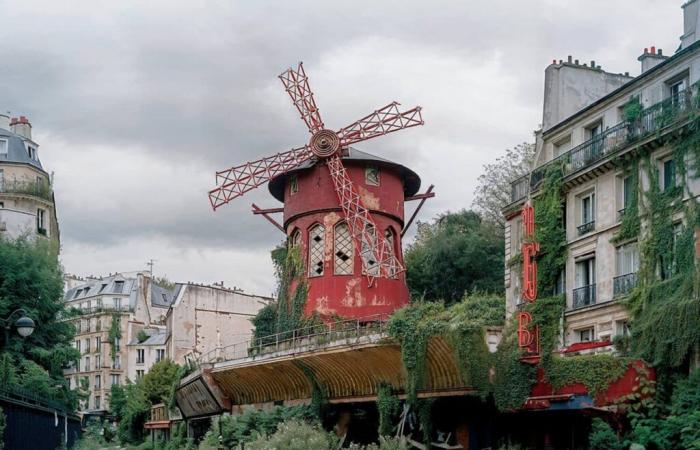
[504,1,700,353]
[63,272,172,414]
[63,273,270,414]
[0,113,59,247]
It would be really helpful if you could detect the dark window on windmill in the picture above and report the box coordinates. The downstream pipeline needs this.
[289,174,298,195]
[308,224,325,277]
[365,166,380,186]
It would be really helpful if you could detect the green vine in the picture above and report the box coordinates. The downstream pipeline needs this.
[533,163,567,295]
[376,382,400,437]
[108,314,122,360]
[612,158,641,244]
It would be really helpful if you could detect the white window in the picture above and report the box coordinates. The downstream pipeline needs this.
[616,321,630,337]
[575,258,596,288]
[111,374,121,385]
[84,338,90,353]
[620,175,634,213]
[308,224,325,277]
[95,336,101,352]
[578,327,594,343]
[333,222,353,275]
[95,354,101,370]
[94,395,101,409]
[365,166,380,186]
[616,243,639,276]
[113,337,120,352]
[113,281,125,294]
[85,356,90,371]
[511,218,523,255]
[136,370,144,380]
[27,146,36,160]
[95,374,101,389]
[0,139,7,155]
[75,340,81,353]
[156,349,165,363]
[112,354,121,369]
[0,169,4,190]
[113,297,121,310]
[289,229,301,248]
[669,79,687,106]
[553,135,571,158]
[581,193,595,225]
[136,348,145,364]
[586,121,603,140]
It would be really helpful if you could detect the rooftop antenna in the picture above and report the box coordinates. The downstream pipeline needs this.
[146,259,157,277]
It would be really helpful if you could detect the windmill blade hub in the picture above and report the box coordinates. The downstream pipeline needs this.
[310,129,340,158]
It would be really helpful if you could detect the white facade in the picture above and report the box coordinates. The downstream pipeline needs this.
[504,4,700,353]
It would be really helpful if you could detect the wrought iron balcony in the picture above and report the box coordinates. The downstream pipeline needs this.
[613,272,638,296]
[510,88,697,200]
[572,284,596,309]
[510,174,530,203]
[577,220,595,235]
[0,180,53,202]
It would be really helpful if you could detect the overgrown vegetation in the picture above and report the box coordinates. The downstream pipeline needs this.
[404,210,505,303]
[0,237,81,409]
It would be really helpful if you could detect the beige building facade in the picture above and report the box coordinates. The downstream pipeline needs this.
[504,1,700,353]
[0,114,59,248]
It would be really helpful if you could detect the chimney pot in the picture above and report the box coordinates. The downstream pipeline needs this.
[552,59,556,64]
[591,60,595,67]
[567,55,572,63]
[651,46,656,54]
[658,49,663,56]
[625,72,630,76]
[575,59,579,65]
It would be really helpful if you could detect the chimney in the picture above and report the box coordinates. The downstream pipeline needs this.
[0,113,9,131]
[638,46,669,73]
[10,116,32,139]
[682,0,700,48]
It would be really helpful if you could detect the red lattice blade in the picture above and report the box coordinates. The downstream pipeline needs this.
[279,62,324,134]
[337,102,423,147]
[209,146,314,210]
[326,155,404,279]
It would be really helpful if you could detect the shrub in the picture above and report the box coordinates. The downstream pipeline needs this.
[246,420,338,450]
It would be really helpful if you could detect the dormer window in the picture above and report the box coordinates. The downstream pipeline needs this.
[113,280,125,294]
[289,174,298,195]
[0,139,7,155]
[27,145,36,160]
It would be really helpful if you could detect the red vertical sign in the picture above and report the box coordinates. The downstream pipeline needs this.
[518,202,540,360]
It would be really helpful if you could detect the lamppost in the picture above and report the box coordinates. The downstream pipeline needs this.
[1,308,35,349]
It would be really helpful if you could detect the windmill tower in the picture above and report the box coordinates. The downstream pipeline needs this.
[209,63,432,320]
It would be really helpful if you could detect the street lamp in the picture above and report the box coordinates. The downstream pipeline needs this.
[1,308,35,347]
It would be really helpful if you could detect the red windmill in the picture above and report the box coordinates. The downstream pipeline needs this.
[209,62,431,319]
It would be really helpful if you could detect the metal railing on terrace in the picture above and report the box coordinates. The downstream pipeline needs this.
[510,89,696,203]
[614,272,638,296]
[0,180,53,202]
[572,284,596,309]
[197,313,390,365]
[0,385,69,413]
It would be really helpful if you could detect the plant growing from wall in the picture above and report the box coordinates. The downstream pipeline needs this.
[376,382,400,437]
[533,163,567,295]
[108,314,121,360]
[611,158,641,244]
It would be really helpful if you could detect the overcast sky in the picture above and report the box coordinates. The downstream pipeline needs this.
[0,0,681,296]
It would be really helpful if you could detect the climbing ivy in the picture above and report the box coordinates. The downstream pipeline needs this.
[533,163,567,295]
[376,382,400,437]
[611,157,641,244]
[108,314,122,360]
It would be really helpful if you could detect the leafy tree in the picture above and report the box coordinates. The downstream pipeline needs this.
[0,406,4,450]
[0,237,80,407]
[109,384,127,418]
[405,210,504,303]
[588,418,623,450]
[246,420,338,450]
[140,359,180,404]
[472,142,535,228]
[116,382,150,444]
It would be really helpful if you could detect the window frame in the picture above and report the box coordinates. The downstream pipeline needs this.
[365,166,380,187]
[333,221,354,275]
[308,223,325,277]
[577,327,594,343]
[0,139,7,155]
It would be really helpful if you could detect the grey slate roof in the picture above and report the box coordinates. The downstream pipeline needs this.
[151,284,175,308]
[0,127,43,171]
[128,328,168,346]
[267,146,421,202]
[64,275,175,309]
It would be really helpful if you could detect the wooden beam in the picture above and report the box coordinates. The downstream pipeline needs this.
[251,203,284,233]
[405,191,436,202]
[402,185,435,237]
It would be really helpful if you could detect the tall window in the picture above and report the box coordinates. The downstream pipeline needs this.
[334,222,353,275]
[669,79,687,107]
[662,158,676,191]
[113,281,125,294]
[156,349,165,363]
[94,396,101,409]
[385,227,398,278]
[289,229,301,248]
[308,224,325,277]
[95,354,101,370]
[0,169,4,190]
[578,327,594,343]
[36,209,46,234]
[360,225,379,276]
[95,374,101,389]
[574,258,596,308]
[0,139,7,155]
[578,191,595,235]
[136,349,145,364]
[113,354,121,370]
[553,135,571,158]
[136,370,144,380]
[113,298,121,310]
[111,374,120,385]
[616,243,639,276]
[289,174,298,195]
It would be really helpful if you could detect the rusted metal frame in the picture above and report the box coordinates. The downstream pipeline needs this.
[337,102,424,146]
[279,62,324,134]
[326,155,404,282]
[209,146,314,210]
[251,204,284,233]
[401,184,434,237]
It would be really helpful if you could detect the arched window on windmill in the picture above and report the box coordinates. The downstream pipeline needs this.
[334,222,353,275]
[360,224,380,277]
[385,226,399,278]
[289,228,301,248]
[308,224,325,277]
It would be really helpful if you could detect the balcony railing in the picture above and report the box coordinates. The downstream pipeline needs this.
[572,284,596,309]
[197,313,390,365]
[510,88,696,203]
[613,272,638,296]
[0,180,53,202]
[577,220,595,235]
